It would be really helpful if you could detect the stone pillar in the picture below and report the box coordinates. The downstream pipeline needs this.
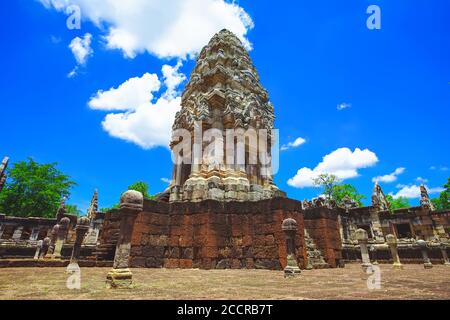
[369,244,379,265]
[440,243,450,266]
[34,240,43,260]
[386,234,403,270]
[356,229,371,271]
[53,217,70,259]
[12,226,23,241]
[67,217,90,274]
[369,208,384,241]
[417,240,433,269]
[45,225,60,258]
[30,228,39,241]
[106,190,143,289]
[40,237,51,259]
[282,218,301,277]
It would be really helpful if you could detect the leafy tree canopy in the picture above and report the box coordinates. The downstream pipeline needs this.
[100,181,156,212]
[65,204,82,216]
[0,158,76,218]
[331,183,366,207]
[313,173,340,201]
[431,177,450,210]
[313,173,365,207]
[128,181,155,200]
[385,194,410,210]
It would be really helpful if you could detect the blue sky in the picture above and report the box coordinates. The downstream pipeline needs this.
[1,0,449,212]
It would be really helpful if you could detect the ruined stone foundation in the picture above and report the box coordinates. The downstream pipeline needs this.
[98,198,343,270]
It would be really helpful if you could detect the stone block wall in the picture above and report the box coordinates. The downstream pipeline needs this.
[304,208,343,267]
[127,198,312,270]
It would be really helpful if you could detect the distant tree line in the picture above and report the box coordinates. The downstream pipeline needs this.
[312,173,450,211]
[0,158,157,218]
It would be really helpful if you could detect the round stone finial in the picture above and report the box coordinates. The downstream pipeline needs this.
[77,216,90,226]
[355,229,368,241]
[282,218,298,232]
[386,234,397,245]
[120,190,144,211]
[417,239,428,248]
[51,224,60,235]
[59,217,70,227]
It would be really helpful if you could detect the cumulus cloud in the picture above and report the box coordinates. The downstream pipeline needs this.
[337,102,351,111]
[67,33,93,77]
[372,167,405,183]
[39,0,254,59]
[89,62,186,149]
[287,147,379,188]
[101,97,181,149]
[89,73,161,111]
[69,33,93,65]
[161,60,186,99]
[281,137,306,151]
[391,185,444,199]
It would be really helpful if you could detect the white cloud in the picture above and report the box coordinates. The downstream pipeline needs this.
[416,177,428,184]
[391,185,444,199]
[161,178,172,184]
[101,97,181,149]
[337,102,351,111]
[161,60,186,99]
[430,165,449,171]
[69,33,93,65]
[67,67,78,78]
[39,0,254,59]
[372,167,405,183]
[281,137,306,151]
[287,147,379,188]
[89,73,161,111]
[89,63,185,149]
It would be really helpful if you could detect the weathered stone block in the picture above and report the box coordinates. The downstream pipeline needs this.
[142,246,165,258]
[146,257,164,268]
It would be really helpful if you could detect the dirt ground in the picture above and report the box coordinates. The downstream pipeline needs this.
[0,263,449,300]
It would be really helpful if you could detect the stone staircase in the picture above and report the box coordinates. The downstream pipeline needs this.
[93,231,119,262]
[304,229,329,269]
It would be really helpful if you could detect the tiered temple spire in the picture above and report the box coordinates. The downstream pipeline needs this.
[87,190,99,220]
[166,29,284,202]
[0,157,9,193]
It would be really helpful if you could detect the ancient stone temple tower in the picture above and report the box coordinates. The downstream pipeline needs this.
[167,29,285,202]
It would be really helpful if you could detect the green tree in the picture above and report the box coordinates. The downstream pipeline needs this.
[65,204,82,216]
[0,158,76,218]
[313,173,340,201]
[431,178,450,210]
[385,194,410,210]
[100,204,119,213]
[331,183,366,207]
[128,181,155,200]
[100,181,156,212]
